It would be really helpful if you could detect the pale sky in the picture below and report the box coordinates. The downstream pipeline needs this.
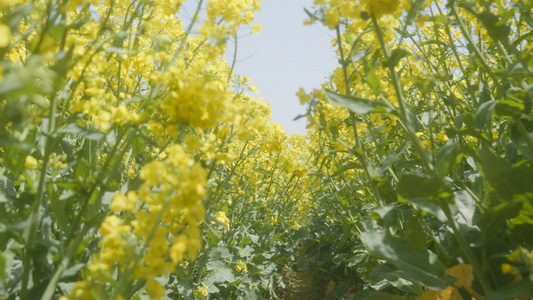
[181,0,338,135]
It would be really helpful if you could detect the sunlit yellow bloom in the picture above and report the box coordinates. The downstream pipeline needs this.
[361,0,400,17]
[215,211,230,230]
[236,260,247,273]
[197,284,209,296]
[297,88,311,105]
[0,24,11,48]
[24,155,38,170]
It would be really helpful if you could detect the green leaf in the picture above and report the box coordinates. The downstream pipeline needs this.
[60,123,105,141]
[486,277,533,300]
[435,141,462,176]
[360,231,447,289]
[347,253,366,267]
[324,90,391,114]
[495,99,523,118]
[475,100,497,130]
[293,114,307,121]
[361,294,406,300]
[398,196,447,222]
[203,265,236,285]
[364,60,381,94]
[510,118,533,162]
[478,149,533,202]
[386,48,411,68]
[402,218,426,249]
[524,91,532,114]
[429,15,448,24]
[0,251,5,281]
[351,50,368,64]
[372,202,399,227]
[376,142,408,177]
[208,246,231,261]
[48,189,70,232]
[176,280,195,300]
[405,0,426,26]
[332,161,363,177]
[370,265,418,295]
[238,246,254,258]
[397,174,451,201]
[484,199,523,239]
[475,11,511,42]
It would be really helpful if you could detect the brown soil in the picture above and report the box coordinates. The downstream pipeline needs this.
[281,243,320,300]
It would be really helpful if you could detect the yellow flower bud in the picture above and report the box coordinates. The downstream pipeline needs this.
[24,155,38,170]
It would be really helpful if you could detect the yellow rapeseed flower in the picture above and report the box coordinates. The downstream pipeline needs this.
[361,0,400,18]
[297,88,311,105]
[215,211,230,230]
[236,260,247,273]
[197,284,209,296]
[24,155,38,170]
[0,24,11,48]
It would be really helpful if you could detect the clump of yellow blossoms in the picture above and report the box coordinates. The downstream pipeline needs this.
[236,260,248,273]
[215,211,231,230]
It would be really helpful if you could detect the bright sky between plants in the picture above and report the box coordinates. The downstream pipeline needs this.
[181,0,338,135]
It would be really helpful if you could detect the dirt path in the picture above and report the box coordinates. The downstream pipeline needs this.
[282,242,319,300]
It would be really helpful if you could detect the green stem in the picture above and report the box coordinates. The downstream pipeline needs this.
[228,33,238,83]
[373,11,493,294]
[168,0,204,69]
[450,2,496,82]
[335,25,385,207]
[41,219,96,300]
[513,116,533,155]
[20,92,58,298]
[371,15,435,175]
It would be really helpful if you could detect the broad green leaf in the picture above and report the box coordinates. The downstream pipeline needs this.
[386,49,411,68]
[376,143,408,177]
[176,280,195,300]
[360,231,447,289]
[293,114,306,121]
[332,162,363,176]
[486,277,533,300]
[396,174,451,201]
[436,141,461,176]
[510,118,533,162]
[238,246,254,258]
[478,149,533,202]
[524,91,532,114]
[475,11,511,42]
[398,196,447,223]
[324,90,391,114]
[372,202,399,227]
[484,200,523,239]
[60,123,105,141]
[203,265,236,285]
[475,100,497,130]
[347,253,366,267]
[364,60,381,94]
[361,294,406,300]
[454,190,478,228]
[495,99,523,118]
[208,246,231,261]
[61,263,85,279]
[402,218,426,249]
